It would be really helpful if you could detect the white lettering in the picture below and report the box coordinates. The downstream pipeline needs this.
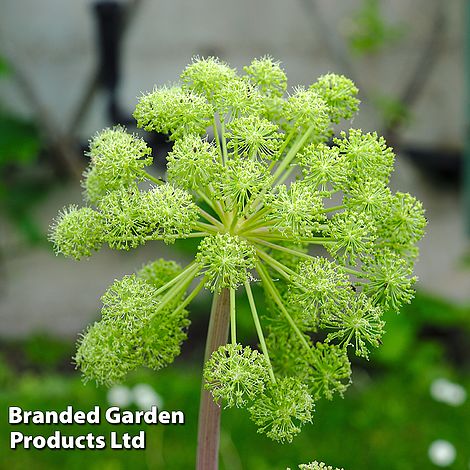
[105,407,121,424]
[9,407,23,424]
[10,432,23,448]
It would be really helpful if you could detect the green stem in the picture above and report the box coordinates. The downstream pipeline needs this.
[255,260,314,361]
[194,222,220,234]
[220,119,229,163]
[238,219,276,235]
[271,127,296,170]
[108,232,207,243]
[248,128,298,212]
[237,207,272,233]
[213,116,223,164]
[169,277,205,318]
[208,184,231,226]
[244,280,276,383]
[197,288,231,470]
[230,288,236,345]
[322,204,345,214]
[197,207,224,229]
[343,266,363,277]
[275,164,296,187]
[152,262,199,298]
[184,232,209,238]
[229,210,240,234]
[148,267,199,321]
[197,190,218,214]
[143,170,165,185]
[244,232,332,243]
[248,238,310,259]
[272,124,315,182]
[254,248,295,281]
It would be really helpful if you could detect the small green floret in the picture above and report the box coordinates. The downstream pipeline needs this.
[204,343,270,408]
[345,180,392,216]
[294,461,344,470]
[298,143,346,193]
[222,158,272,213]
[310,73,360,123]
[167,134,220,191]
[322,293,385,358]
[379,192,426,247]
[284,87,330,137]
[361,248,417,311]
[100,275,160,326]
[226,115,282,160]
[74,321,139,386]
[289,257,351,327]
[49,205,103,260]
[335,129,394,184]
[98,185,198,249]
[197,233,255,291]
[249,377,313,443]
[244,56,287,97]
[141,184,199,243]
[181,56,237,102]
[137,259,183,289]
[134,86,212,140]
[327,211,376,263]
[76,273,190,385]
[268,182,325,239]
[82,125,152,204]
[307,342,352,400]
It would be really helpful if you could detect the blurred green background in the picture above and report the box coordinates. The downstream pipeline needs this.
[0,0,468,468]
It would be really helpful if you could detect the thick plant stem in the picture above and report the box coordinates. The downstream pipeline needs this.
[196,288,230,470]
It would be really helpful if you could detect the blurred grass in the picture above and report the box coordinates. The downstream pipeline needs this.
[1,291,469,469]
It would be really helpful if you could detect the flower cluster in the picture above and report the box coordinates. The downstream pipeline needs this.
[289,462,344,470]
[50,56,426,443]
[75,261,191,386]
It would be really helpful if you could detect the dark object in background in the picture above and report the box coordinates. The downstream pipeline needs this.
[92,1,172,163]
[93,1,128,125]
[402,145,462,187]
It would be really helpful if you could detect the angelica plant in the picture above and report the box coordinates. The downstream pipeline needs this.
[50,56,426,469]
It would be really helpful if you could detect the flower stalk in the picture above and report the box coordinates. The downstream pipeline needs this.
[197,288,231,470]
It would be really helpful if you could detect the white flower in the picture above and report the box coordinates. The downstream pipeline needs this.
[107,385,133,407]
[430,378,467,406]
[428,440,456,467]
[133,383,163,410]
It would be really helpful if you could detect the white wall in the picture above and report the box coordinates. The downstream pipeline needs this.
[0,0,464,147]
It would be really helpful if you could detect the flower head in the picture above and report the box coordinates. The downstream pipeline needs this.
[244,56,287,97]
[360,248,417,311]
[249,377,313,443]
[226,115,282,160]
[289,257,352,327]
[284,87,330,138]
[310,73,360,123]
[204,343,269,408]
[167,134,220,191]
[295,462,344,470]
[322,293,385,359]
[134,86,212,140]
[221,158,272,213]
[298,143,346,193]
[334,129,394,184]
[49,205,103,260]
[53,57,425,443]
[196,233,255,291]
[267,182,326,239]
[82,126,152,204]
